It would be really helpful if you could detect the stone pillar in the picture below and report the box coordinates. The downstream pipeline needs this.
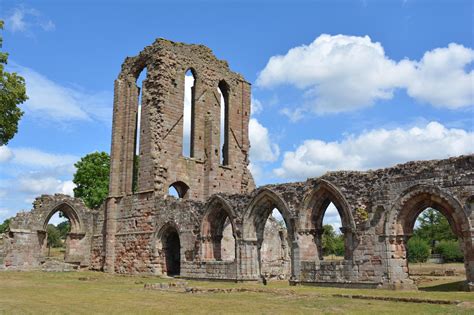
[383,235,417,290]
[238,239,259,280]
[463,229,474,291]
[104,197,117,273]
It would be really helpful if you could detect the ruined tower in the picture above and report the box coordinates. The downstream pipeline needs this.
[108,39,255,201]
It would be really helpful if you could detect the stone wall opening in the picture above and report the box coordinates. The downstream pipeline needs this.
[406,207,464,277]
[260,208,291,280]
[304,183,355,262]
[132,68,147,193]
[217,80,229,166]
[161,225,181,276]
[201,201,236,261]
[43,211,71,261]
[183,69,196,158]
[320,202,345,261]
[244,190,295,281]
[387,188,471,289]
[168,181,190,199]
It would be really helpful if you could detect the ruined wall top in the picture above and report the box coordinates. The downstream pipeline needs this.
[109,38,254,202]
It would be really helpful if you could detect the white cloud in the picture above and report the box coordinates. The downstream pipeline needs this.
[0,146,13,163]
[17,176,75,196]
[257,34,473,116]
[8,147,78,170]
[251,98,263,115]
[249,118,280,162]
[4,5,55,34]
[274,121,474,180]
[10,64,111,122]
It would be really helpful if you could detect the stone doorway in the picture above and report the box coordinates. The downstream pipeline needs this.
[163,228,181,276]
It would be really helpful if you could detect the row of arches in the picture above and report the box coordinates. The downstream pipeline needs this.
[154,183,472,288]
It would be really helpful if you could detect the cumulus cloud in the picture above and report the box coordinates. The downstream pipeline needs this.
[10,64,111,123]
[4,5,55,34]
[0,146,79,221]
[0,146,13,163]
[249,118,280,163]
[257,34,473,117]
[18,176,74,195]
[274,121,474,180]
[7,147,78,170]
[251,98,263,115]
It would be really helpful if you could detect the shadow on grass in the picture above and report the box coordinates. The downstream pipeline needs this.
[418,280,465,292]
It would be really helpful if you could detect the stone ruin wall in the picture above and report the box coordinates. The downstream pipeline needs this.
[1,39,473,291]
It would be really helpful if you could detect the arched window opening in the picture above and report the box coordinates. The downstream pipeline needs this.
[183,70,195,157]
[133,68,147,193]
[201,206,236,261]
[161,226,181,276]
[217,80,229,165]
[259,208,291,280]
[406,207,464,282]
[320,202,345,261]
[168,181,190,199]
[43,211,71,261]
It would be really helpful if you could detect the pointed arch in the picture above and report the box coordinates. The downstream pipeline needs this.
[302,179,356,232]
[42,202,83,234]
[201,195,237,260]
[154,222,181,276]
[217,79,230,165]
[243,187,294,241]
[183,68,197,158]
[385,184,470,237]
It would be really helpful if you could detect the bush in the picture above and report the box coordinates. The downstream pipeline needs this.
[435,240,463,262]
[407,237,430,263]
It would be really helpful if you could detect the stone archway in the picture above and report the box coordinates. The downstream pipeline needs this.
[300,179,357,262]
[200,196,237,261]
[5,195,93,270]
[384,185,472,290]
[242,188,295,281]
[154,223,181,276]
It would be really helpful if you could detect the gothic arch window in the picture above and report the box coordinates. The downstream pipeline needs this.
[217,80,229,165]
[183,69,196,158]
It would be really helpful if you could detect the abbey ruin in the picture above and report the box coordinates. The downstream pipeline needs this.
[1,39,473,291]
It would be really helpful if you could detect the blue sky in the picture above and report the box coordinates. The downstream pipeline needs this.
[0,0,473,228]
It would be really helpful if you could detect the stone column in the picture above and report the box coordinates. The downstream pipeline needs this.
[104,197,117,273]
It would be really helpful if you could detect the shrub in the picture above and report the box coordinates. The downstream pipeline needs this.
[435,240,463,262]
[407,237,430,263]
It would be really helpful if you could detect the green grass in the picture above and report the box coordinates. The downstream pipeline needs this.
[0,271,472,314]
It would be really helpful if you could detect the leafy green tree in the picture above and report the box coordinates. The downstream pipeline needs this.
[0,20,28,145]
[413,208,457,247]
[435,240,463,262]
[46,224,62,248]
[73,152,110,209]
[0,218,11,233]
[322,224,345,257]
[57,220,70,240]
[407,237,430,263]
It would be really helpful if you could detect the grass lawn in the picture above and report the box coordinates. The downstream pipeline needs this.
[0,271,472,314]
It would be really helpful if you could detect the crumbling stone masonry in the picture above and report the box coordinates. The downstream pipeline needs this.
[1,39,473,291]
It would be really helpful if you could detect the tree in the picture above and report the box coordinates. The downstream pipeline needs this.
[413,208,457,248]
[73,152,110,209]
[57,220,70,240]
[0,218,11,233]
[407,237,430,263]
[0,20,28,145]
[46,224,62,248]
